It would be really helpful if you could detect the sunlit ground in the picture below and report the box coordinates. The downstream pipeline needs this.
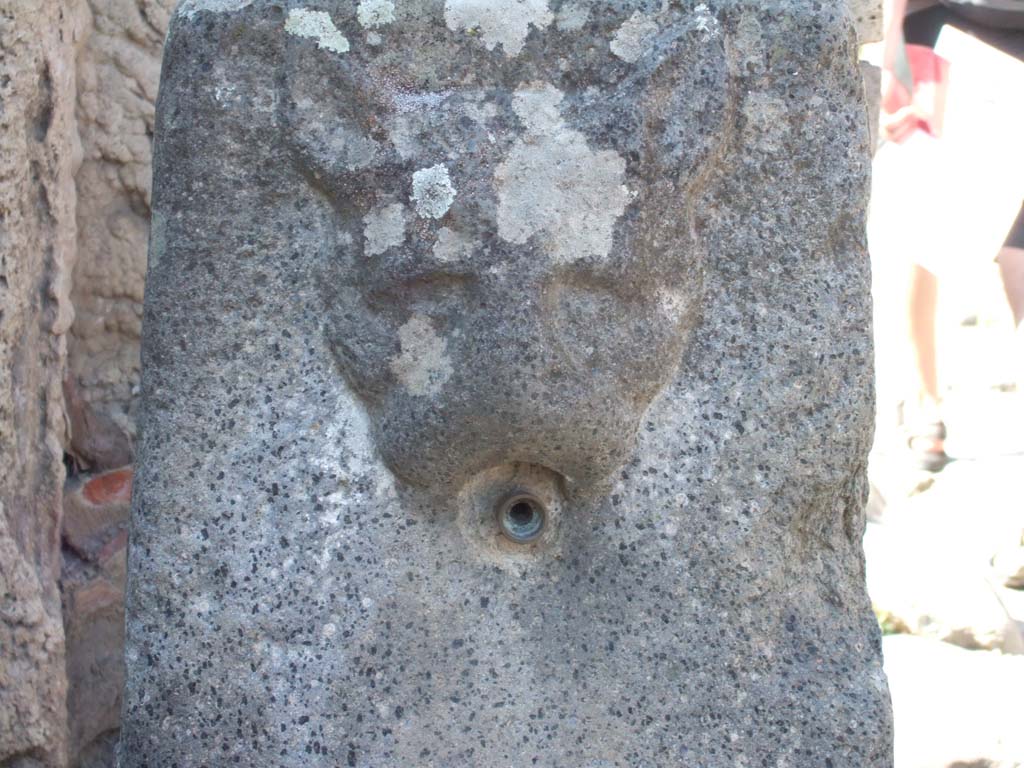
[868,234,1024,767]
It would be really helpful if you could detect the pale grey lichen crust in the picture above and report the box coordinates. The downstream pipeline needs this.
[388,314,454,395]
[362,202,407,256]
[496,83,631,261]
[284,8,350,53]
[357,0,396,28]
[610,11,660,62]
[443,0,554,56]
[410,163,457,219]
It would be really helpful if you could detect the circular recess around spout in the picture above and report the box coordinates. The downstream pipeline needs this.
[455,463,566,565]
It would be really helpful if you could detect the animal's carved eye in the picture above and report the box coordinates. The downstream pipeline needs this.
[547,272,647,365]
[363,270,476,318]
[545,268,698,397]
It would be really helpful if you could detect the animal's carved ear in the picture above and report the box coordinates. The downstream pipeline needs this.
[622,20,735,283]
[278,30,387,193]
[638,22,734,192]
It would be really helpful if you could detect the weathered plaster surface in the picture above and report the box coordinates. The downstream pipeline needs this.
[849,0,884,43]
[68,0,175,469]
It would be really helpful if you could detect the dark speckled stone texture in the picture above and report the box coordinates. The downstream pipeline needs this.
[121,1,893,765]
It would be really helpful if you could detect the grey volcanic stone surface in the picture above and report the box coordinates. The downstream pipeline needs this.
[123,1,892,766]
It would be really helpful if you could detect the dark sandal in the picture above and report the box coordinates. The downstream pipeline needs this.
[992,536,1024,590]
[904,420,951,472]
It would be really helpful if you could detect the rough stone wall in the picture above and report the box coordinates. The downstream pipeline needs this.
[0,0,78,765]
[61,469,132,765]
[61,4,174,764]
[67,0,174,469]
[2,0,170,765]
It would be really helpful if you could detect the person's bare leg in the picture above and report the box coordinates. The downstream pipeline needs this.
[995,247,1024,587]
[997,246,1024,328]
[908,263,940,408]
[905,263,946,464]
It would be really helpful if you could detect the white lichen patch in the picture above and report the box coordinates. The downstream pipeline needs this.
[357,0,395,28]
[693,3,720,40]
[389,314,453,396]
[411,164,457,219]
[610,12,659,63]
[363,202,408,256]
[178,0,253,19]
[432,227,476,262]
[444,0,553,57]
[555,1,589,31]
[285,9,350,54]
[511,82,564,133]
[463,99,498,124]
[495,82,631,262]
[385,115,419,159]
[657,287,691,320]
[392,90,453,114]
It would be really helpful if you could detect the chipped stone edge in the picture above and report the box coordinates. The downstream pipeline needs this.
[177,0,255,21]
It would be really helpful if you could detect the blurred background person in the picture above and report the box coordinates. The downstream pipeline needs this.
[870,0,1024,473]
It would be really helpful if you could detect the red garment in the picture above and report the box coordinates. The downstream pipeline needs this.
[882,44,952,139]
